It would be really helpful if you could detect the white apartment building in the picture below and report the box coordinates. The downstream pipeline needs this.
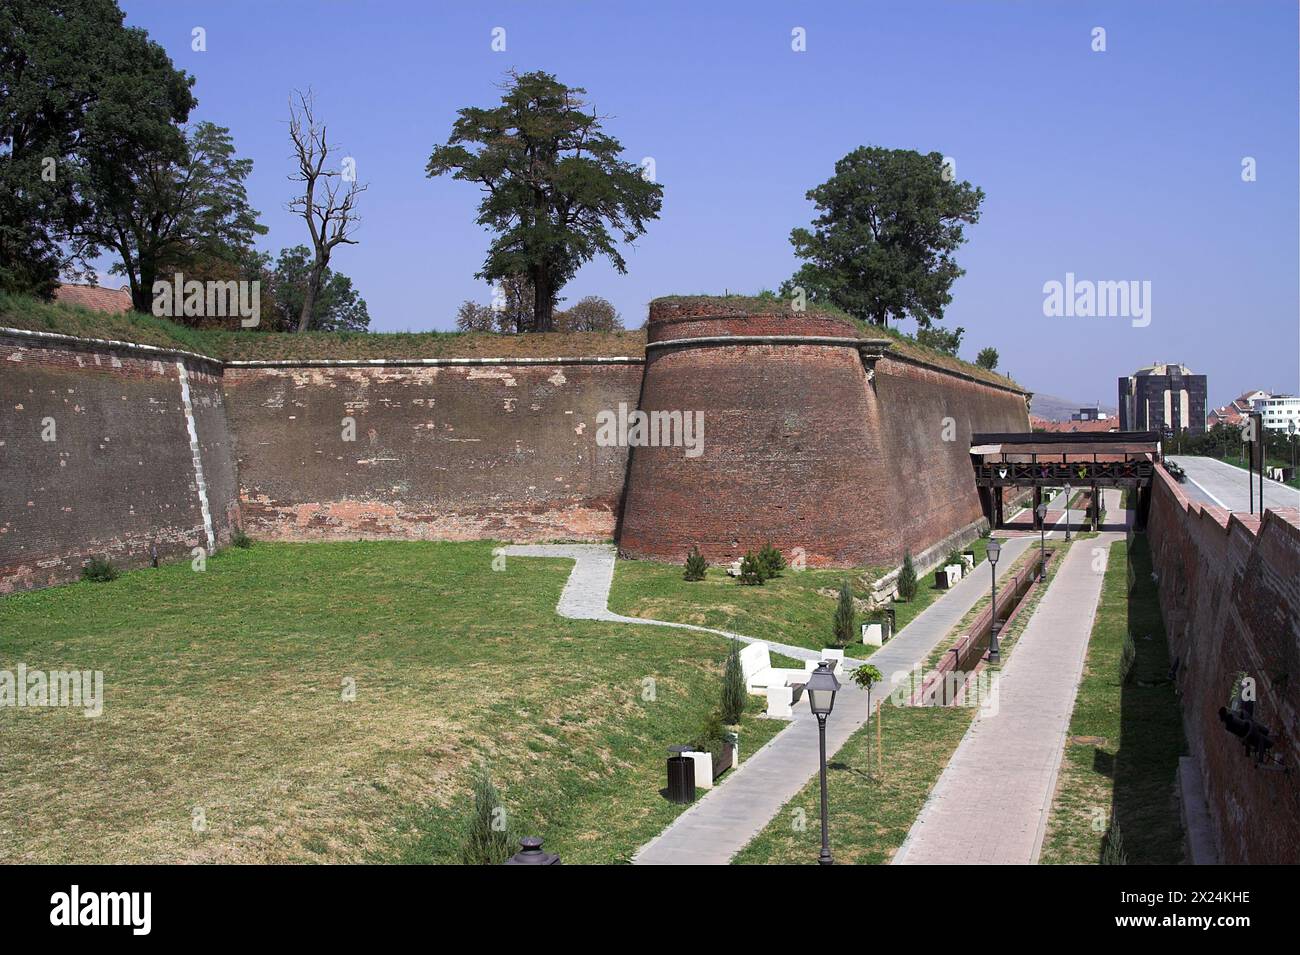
[1251,394,1300,432]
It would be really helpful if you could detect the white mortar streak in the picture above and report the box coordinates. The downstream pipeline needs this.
[176,361,216,554]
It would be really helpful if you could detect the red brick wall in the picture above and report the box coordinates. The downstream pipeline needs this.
[618,304,1030,568]
[222,360,643,542]
[1147,468,1300,863]
[0,331,239,593]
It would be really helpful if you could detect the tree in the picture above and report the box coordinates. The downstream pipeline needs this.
[267,245,369,332]
[976,347,1000,370]
[1,0,196,299]
[738,552,765,586]
[79,122,265,313]
[851,663,884,771]
[427,71,663,332]
[897,549,918,601]
[916,325,965,356]
[683,546,708,582]
[721,641,745,725]
[287,89,367,333]
[782,146,983,330]
[833,580,856,647]
[492,274,536,333]
[557,295,623,332]
[456,300,497,333]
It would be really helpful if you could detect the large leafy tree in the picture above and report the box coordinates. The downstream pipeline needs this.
[0,0,194,298]
[267,244,369,332]
[781,147,984,329]
[427,71,663,332]
[80,121,265,312]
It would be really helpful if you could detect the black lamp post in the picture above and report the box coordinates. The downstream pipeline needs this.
[1290,420,1296,473]
[987,538,1002,664]
[1063,483,1072,541]
[806,662,841,866]
[1036,502,1048,581]
[504,836,561,865]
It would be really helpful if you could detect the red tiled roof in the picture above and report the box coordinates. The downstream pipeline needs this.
[1030,415,1117,434]
[54,283,133,313]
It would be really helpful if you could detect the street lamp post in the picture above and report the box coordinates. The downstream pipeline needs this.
[1063,483,1072,541]
[1290,420,1297,473]
[1036,502,1048,581]
[987,538,1002,664]
[805,662,841,866]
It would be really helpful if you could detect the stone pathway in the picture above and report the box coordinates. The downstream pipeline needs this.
[894,493,1122,865]
[630,528,1050,865]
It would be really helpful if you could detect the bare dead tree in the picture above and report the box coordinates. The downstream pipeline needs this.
[287,89,367,332]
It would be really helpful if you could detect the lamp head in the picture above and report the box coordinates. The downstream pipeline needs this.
[806,662,840,717]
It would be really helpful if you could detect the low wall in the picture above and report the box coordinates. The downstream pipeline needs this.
[1147,466,1300,863]
[222,358,644,543]
[0,329,240,593]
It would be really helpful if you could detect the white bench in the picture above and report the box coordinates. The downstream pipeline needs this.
[739,642,813,695]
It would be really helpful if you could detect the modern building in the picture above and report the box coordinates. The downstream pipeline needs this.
[1118,362,1207,436]
[1251,394,1300,432]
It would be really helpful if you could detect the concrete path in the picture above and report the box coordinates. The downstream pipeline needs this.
[894,493,1123,865]
[1167,454,1299,513]
[496,543,855,665]
[631,527,1050,865]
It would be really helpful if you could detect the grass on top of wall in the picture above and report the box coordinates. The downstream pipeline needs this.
[0,291,647,362]
[0,540,784,864]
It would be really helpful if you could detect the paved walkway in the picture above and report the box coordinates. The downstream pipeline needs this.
[630,522,1057,865]
[894,492,1122,865]
[1166,454,1299,513]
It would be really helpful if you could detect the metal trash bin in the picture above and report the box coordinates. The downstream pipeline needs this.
[666,746,696,804]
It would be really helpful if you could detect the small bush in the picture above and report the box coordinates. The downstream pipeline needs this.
[1119,631,1137,685]
[693,711,728,764]
[738,552,765,585]
[946,548,962,567]
[756,542,785,578]
[721,641,746,724]
[683,545,708,582]
[896,550,918,601]
[81,557,119,583]
[460,763,515,865]
[832,580,856,647]
[1101,820,1128,865]
[231,529,253,549]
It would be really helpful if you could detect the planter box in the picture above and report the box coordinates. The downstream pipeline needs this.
[863,622,884,647]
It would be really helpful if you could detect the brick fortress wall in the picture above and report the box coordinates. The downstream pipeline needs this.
[617,301,1031,568]
[1147,466,1300,863]
[0,329,240,593]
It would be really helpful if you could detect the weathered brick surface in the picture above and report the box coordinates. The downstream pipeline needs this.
[618,305,1030,568]
[1147,468,1300,863]
[0,333,236,592]
[222,362,643,542]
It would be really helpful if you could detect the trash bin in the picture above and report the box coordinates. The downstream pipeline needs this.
[666,749,696,804]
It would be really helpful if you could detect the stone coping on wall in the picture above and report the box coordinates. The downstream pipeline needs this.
[1,325,643,369]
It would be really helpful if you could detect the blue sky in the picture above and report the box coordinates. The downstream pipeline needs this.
[112,0,1298,409]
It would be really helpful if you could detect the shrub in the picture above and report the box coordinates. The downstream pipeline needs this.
[832,580,856,647]
[896,550,918,601]
[683,546,708,581]
[946,548,962,567]
[81,557,119,583]
[721,641,746,724]
[756,542,785,578]
[231,529,253,549]
[1101,820,1128,865]
[1119,631,1137,685]
[738,552,765,585]
[460,763,514,865]
[693,711,728,764]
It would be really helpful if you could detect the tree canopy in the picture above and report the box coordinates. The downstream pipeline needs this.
[781,147,983,330]
[427,71,662,331]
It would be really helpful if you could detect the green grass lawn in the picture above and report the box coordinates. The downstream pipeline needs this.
[1039,537,1186,864]
[0,541,784,864]
[607,539,989,654]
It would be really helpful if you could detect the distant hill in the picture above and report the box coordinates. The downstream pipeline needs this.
[1030,392,1118,422]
